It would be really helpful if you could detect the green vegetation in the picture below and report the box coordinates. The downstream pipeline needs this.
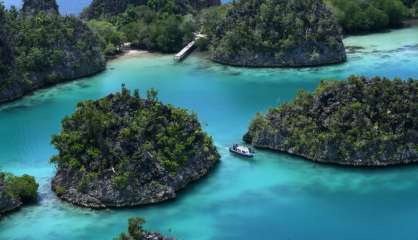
[22,0,59,16]
[112,4,196,53]
[51,85,218,179]
[83,0,220,54]
[81,0,220,20]
[245,76,418,166]
[195,5,231,50]
[11,12,104,79]
[325,0,410,34]
[114,217,171,240]
[0,4,14,83]
[115,217,146,240]
[405,0,418,16]
[0,1,105,103]
[207,0,346,67]
[0,172,38,203]
[87,20,126,56]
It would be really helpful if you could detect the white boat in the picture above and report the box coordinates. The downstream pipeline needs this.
[229,144,255,158]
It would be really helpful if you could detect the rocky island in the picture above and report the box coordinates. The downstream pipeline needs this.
[0,0,105,104]
[244,76,418,166]
[0,173,38,217]
[115,217,174,240]
[51,86,220,208]
[208,0,347,67]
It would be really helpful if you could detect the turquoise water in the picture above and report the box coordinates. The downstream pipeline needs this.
[0,26,418,240]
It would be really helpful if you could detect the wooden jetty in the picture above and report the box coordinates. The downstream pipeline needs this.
[174,33,207,62]
[174,40,196,61]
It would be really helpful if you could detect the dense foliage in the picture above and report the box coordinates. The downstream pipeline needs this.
[11,13,104,81]
[81,0,220,20]
[0,1,105,103]
[0,173,38,203]
[244,76,418,166]
[208,0,346,67]
[51,86,218,186]
[22,0,59,16]
[116,5,197,53]
[81,0,147,19]
[87,20,127,56]
[82,0,223,54]
[194,4,231,50]
[0,5,14,83]
[115,217,172,240]
[115,217,147,240]
[86,1,202,53]
[325,0,410,34]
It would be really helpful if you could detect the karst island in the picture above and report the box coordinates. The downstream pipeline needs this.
[244,76,418,166]
[51,87,220,208]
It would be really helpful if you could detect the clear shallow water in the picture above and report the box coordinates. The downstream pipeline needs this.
[0,26,418,240]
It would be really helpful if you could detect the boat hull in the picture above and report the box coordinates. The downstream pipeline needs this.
[229,148,254,158]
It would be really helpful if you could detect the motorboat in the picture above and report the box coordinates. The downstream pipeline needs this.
[229,144,255,158]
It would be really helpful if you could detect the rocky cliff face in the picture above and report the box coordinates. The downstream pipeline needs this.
[0,183,22,217]
[82,0,221,19]
[0,3,106,104]
[244,76,418,166]
[22,0,59,16]
[51,88,220,208]
[210,0,346,67]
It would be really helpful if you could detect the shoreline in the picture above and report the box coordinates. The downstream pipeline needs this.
[115,49,150,59]
[0,49,158,108]
[110,49,165,62]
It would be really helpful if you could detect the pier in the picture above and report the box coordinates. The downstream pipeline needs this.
[174,33,207,62]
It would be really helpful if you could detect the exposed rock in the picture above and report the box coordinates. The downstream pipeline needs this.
[115,217,175,240]
[0,184,22,218]
[142,232,174,240]
[51,88,220,208]
[209,0,347,67]
[22,0,59,16]
[244,76,418,166]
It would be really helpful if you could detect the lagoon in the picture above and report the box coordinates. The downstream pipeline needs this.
[0,26,418,240]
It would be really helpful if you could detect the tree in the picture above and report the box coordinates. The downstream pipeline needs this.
[87,20,126,56]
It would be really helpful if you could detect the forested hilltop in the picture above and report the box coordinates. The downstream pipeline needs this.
[51,87,220,208]
[206,0,346,67]
[82,0,220,19]
[325,0,417,34]
[244,77,418,166]
[0,0,105,104]
[115,217,174,240]
[83,0,220,55]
